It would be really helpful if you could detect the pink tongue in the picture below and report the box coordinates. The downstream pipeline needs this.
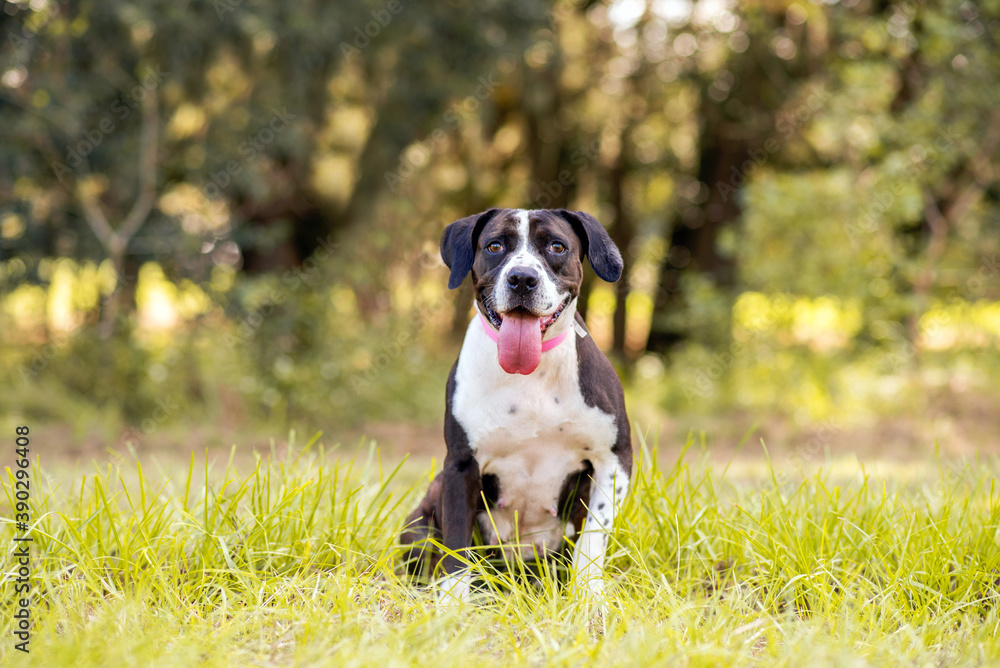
[497,312,542,375]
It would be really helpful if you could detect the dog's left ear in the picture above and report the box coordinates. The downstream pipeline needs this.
[440,208,501,289]
[554,210,623,283]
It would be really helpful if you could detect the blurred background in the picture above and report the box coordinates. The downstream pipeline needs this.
[1,0,998,460]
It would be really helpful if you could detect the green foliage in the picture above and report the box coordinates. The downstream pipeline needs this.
[0,293,452,438]
[3,0,1000,433]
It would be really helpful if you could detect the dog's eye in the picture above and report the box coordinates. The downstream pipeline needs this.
[549,242,566,254]
[487,242,503,253]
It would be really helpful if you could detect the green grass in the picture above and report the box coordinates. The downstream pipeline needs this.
[2,430,999,667]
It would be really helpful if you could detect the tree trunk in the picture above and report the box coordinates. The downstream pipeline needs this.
[609,129,633,360]
[647,99,744,354]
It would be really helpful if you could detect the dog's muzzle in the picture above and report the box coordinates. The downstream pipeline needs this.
[481,296,571,376]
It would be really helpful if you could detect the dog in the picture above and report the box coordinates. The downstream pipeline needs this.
[400,208,631,603]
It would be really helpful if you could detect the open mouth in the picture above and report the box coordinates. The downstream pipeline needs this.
[482,296,571,375]
[483,296,571,334]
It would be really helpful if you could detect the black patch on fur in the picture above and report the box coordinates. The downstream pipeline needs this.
[399,474,443,577]
[438,359,483,574]
[573,312,632,476]
[552,210,624,283]
[398,361,488,578]
[557,460,595,531]
[481,473,500,508]
[404,210,631,578]
[440,209,501,289]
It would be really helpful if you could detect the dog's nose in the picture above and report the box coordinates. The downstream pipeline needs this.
[506,268,539,294]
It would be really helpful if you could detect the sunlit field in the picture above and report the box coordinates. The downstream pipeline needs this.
[2,430,998,667]
[5,0,1000,665]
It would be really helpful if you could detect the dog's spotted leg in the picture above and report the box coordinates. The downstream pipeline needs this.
[435,446,481,605]
[571,460,629,602]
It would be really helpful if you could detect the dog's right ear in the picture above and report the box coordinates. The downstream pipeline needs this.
[440,208,501,289]
[553,210,623,283]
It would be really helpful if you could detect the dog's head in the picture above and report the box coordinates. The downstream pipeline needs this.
[441,208,623,375]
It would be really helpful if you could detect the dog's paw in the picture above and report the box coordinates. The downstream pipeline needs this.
[573,574,605,602]
[435,571,472,607]
[574,576,609,626]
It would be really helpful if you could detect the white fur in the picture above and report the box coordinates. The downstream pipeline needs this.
[438,570,472,605]
[442,209,630,603]
[493,210,569,315]
[452,301,624,564]
[572,460,628,599]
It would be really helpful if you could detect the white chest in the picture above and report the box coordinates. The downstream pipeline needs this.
[450,317,617,553]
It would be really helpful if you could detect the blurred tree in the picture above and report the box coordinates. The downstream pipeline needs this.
[0,0,541,314]
[645,1,824,353]
[2,0,1000,431]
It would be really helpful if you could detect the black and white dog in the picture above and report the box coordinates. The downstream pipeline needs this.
[401,208,631,602]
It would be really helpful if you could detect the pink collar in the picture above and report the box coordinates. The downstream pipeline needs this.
[479,314,570,352]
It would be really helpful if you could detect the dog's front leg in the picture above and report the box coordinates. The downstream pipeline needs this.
[437,450,481,603]
[572,460,629,601]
